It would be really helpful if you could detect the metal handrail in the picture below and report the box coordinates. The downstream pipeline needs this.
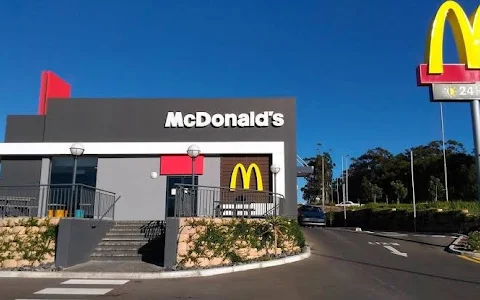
[174,183,284,218]
[0,183,115,195]
[174,183,285,198]
[91,195,122,228]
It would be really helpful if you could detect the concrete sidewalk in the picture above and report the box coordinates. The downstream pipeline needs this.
[0,249,311,279]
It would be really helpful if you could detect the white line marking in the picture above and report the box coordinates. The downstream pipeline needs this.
[379,232,408,237]
[34,288,113,295]
[61,279,129,285]
[383,245,408,257]
[413,234,426,237]
[431,235,446,238]
[369,241,400,246]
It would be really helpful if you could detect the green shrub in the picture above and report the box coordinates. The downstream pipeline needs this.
[179,217,305,266]
[468,231,480,251]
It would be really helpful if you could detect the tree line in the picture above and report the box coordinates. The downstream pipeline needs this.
[301,140,477,204]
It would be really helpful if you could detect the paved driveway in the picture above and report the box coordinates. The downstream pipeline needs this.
[1,228,479,299]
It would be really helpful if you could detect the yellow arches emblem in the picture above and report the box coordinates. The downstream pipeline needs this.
[229,163,264,191]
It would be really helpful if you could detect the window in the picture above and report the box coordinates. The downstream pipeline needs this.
[50,156,98,187]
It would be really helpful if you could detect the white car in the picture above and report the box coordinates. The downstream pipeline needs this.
[335,201,361,207]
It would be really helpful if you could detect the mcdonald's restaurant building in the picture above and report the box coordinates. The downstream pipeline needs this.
[0,90,297,220]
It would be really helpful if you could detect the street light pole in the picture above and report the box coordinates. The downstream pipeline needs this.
[411,150,417,232]
[321,155,325,208]
[341,156,346,226]
[440,103,449,202]
[336,178,340,204]
[346,155,350,202]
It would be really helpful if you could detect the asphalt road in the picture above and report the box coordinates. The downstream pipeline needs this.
[1,228,479,300]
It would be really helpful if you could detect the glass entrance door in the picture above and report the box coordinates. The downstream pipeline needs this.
[166,176,198,218]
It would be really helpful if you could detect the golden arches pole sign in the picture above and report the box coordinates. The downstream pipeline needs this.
[425,1,480,74]
[417,0,480,202]
[229,163,264,191]
[418,0,480,84]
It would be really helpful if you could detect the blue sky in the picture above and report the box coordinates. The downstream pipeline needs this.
[0,0,477,201]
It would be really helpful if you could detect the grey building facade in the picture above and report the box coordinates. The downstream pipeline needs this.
[0,97,297,220]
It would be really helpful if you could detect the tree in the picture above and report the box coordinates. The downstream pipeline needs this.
[428,176,445,201]
[361,177,383,203]
[342,139,477,202]
[372,184,383,204]
[301,147,335,203]
[390,180,407,204]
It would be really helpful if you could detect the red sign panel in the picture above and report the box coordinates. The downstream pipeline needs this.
[417,64,480,86]
[38,71,71,115]
[160,155,204,175]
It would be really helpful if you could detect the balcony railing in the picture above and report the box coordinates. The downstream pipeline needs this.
[174,184,284,218]
[0,184,116,219]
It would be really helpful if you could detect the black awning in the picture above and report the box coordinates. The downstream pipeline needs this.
[297,166,313,177]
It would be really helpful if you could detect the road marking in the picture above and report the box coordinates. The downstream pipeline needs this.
[61,279,129,285]
[458,255,480,264]
[378,232,408,237]
[431,235,446,238]
[34,288,113,295]
[413,234,426,237]
[383,245,408,257]
[368,241,400,246]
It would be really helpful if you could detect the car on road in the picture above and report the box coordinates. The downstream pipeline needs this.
[335,201,362,207]
[297,205,326,227]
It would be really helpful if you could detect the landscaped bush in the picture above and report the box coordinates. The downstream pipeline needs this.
[176,217,305,268]
[0,217,59,268]
[329,208,480,233]
[361,201,480,214]
[468,231,480,252]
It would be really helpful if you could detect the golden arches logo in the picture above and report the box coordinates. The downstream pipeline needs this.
[426,1,480,74]
[229,163,264,191]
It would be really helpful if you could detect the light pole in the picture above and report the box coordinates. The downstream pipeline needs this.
[70,143,85,217]
[411,150,417,232]
[336,178,340,204]
[321,155,325,206]
[187,145,200,187]
[440,103,449,201]
[346,155,350,203]
[186,145,200,216]
[341,156,346,226]
[270,164,281,216]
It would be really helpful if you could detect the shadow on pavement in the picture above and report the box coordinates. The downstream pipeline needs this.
[311,252,480,285]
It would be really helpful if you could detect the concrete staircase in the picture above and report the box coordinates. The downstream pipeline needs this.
[90,221,165,263]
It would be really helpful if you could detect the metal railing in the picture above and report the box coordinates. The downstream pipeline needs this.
[0,184,116,219]
[174,184,284,218]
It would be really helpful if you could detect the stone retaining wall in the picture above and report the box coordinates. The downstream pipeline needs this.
[0,217,59,269]
[176,217,302,268]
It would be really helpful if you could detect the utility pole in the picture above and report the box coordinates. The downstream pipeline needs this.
[440,103,449,202]
[346,155,350,202]
[341,156,346,226]
[322,155,325,207]
[330,184,334,203]
[336,178,340,204]
[411,150,417,232]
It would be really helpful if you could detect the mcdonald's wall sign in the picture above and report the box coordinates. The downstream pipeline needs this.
[220,156,271,192]
[417,0,480,85]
